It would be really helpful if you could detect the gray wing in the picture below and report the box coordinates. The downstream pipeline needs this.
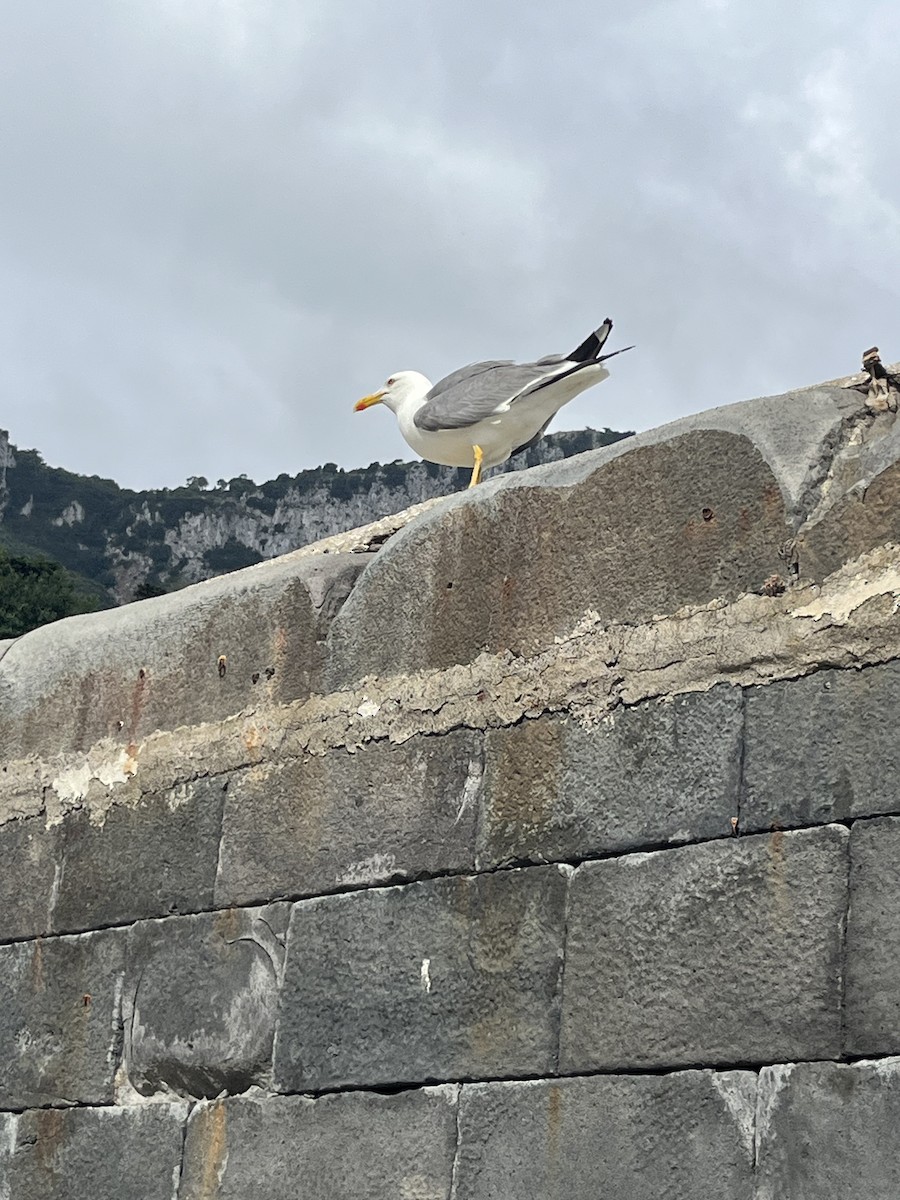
[414,360,559,432]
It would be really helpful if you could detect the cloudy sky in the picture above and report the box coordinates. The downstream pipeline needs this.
[1,1,897,490]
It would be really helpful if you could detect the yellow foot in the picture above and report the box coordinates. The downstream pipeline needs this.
[467,444,484,488]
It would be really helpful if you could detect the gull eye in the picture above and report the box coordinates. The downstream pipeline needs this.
[387,376,396,386]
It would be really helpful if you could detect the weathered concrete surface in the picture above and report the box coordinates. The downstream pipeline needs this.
[0,815,58,941]
[215,731,482,907]
[6,539,900,845]
[559,826,847,1072]
[756,1060,900,1199]
[124,904,290,1099]
[0,928,127,1107]
[478,687,741,867]
[741,662,900,832]
[274,867,568,1090]
[0,550,370,759]
[51,775,227,934]
[327,429,792,681]
[454,1071,756,1199]
[845,817,900,1056]
[178,1087,458,1199]
[0,1104,188,1200]
[795,409,900,581]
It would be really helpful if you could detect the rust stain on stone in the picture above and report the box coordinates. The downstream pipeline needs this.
[488,721,562,838]
[30,937,44,991]
[547,1083,563,1162]
[214,907,242,942]
[127,668,149,746]
[768,829,789,921]
[195,1101,228,1199]
[34,1108,67,1175]
[242,722,265,758]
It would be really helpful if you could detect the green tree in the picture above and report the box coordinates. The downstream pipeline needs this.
[0,548,81,637]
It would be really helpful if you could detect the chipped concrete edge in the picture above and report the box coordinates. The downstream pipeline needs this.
[3,541,899,830]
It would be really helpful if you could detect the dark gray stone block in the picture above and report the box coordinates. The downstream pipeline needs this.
[0,815,59,941]
[560,826,847,1072]
[1,1103,187,1200]
[178,1087,458,1199]
[454,1071,755,1199]
[0,927,127,1107]
[52,775,228,933]
[845,816,900,1055]
[274,866,568,1090]
[215,732,481,907]
[327,428,790,683]
[741,663,900,832]
[756,1060,900,1199]
[124,903,290,1098]
[479,687,741,867]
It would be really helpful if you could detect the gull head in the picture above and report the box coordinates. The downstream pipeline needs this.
[354,370,431,416]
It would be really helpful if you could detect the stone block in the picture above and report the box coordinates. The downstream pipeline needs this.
[124,903,289,1098]
[741,663,900,831]
[845,816,900,1055]
[756,1060,900,1199]
[52,775,227,933]
[0,927,127,1107]
[274,866,568,1090]
[0,815,59,941]
[559,825,847,1072]
[0,1104,187,1200]
[797,453,900,582]
[454,1070,756,1199]
[215,731,481,907]
[478,687,741,867]
[0,550,369,759]
[326,428,790,683]
[178,1087,458,1199]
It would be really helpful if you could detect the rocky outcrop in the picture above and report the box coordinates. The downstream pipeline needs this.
[1,375,900,1197]
[0,427,627,603]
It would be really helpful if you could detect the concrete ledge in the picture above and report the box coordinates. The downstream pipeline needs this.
[0,550,370,759]
[326,428,793,683]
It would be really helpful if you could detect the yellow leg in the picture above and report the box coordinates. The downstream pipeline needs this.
[468,444,484,488]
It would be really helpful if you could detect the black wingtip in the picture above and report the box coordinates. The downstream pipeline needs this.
[567,318,614,364]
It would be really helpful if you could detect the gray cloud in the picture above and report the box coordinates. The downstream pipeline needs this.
[0,0,897,488]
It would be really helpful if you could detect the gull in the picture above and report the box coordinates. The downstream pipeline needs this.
[354,319,631,487]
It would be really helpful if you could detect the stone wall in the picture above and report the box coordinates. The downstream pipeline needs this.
[1,377,900,1197]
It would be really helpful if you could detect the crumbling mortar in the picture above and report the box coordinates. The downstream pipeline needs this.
[8,594,900,833]
[7,1052,900,1122]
